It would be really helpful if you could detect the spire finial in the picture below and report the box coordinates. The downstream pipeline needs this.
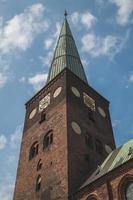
[64,10,68,18]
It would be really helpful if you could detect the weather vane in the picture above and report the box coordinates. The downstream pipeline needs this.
[64,10,68,18]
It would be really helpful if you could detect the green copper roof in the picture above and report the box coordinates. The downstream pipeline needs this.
[81,139,133,188]
[47,16,88,84]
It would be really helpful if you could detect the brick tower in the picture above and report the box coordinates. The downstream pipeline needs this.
[13,13,116,200]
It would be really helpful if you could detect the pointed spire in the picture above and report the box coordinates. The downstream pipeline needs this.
[47,13,88,84]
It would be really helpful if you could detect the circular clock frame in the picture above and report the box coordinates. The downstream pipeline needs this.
[105,144,112,154]
[29,108,37,119]
[53,87,62,98]
[98,106,106,118]
[71,86,80,97]
[71,121,81,135]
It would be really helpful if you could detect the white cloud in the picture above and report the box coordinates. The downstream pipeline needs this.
[81,32,129,59]
[112,120,121,128]
[0,183,14,200]
[81,12,97,29]
[44,38,54,49]
[71,12,79,25]
[0,0,6,3]
[43,22,61,51]
[0,3,49,54]
[30,3,44,15]
[53,22,61,39]
[95,0,104,6]
[40,51,53,67]
[10,125,22,149]
[71,11,97,29]
[0,72,7,88]
[19,77,26,83]
[81,58,89,68]
[42,22,61,67]
[0,135,7,149]
[0,17,3,29]
[0,55,10,89]
[129,74,133,83]
[110,0,133,25]
[7,155,16,163]
[28,73,48,91]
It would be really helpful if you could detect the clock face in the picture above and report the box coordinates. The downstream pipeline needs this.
[71,121,81,134]
[83,93,95,111]
[71,87,80,97]
[105,144,112,154]
[29,108,37,119]
[39,93,50,112]
[53,87,62,98]
[98,107,106,117]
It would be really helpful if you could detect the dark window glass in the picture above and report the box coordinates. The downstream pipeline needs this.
[85,134,93,149]
[85,154,90,162]
[87,196,97,200]
[36,175,41,192]
[125,182,133,200]
[39,112,46,123]
[50,134,53,144]
[88,109,95,122]
[43,130,53,149]
[29,141,39,160]
[37,159,42,171]
[95,139,104,154]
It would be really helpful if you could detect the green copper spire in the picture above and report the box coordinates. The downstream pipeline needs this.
[47,12,88,84]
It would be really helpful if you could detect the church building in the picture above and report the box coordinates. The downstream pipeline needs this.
[13,13,133,200]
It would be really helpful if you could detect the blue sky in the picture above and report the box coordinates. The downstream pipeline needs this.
[0,0,133,199]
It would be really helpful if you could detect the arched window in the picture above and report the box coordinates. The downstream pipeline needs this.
[118,174,133,200]
[43,130,53,149]
[88,109,95,122]
[39,111,46,123]
[29,141,39,160]
[125,182,133,200]
[36,175,41,191]
[95,139,104,154]
[37,159,42,171]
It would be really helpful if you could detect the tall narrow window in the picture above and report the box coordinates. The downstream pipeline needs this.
[29,141,39,160]
[37,159,42,171]
[43,130,53,149]
[88,109,95,122]
[85,134,93,149]
[39,111,46,123]
[95,139,104,155]
[36,175,41,192]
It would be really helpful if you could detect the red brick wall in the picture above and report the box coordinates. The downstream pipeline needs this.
[66,69,115,196]
[13,71,69,200]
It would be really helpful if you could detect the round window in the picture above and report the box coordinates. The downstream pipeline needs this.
[71,87,80,97]
[71,121,81,134]
[29,108,37,119]
[105,144,112,154]
[98,106,106,118]
[53,87,62,98]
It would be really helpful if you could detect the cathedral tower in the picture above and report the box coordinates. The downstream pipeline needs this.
[13,14,116,200]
